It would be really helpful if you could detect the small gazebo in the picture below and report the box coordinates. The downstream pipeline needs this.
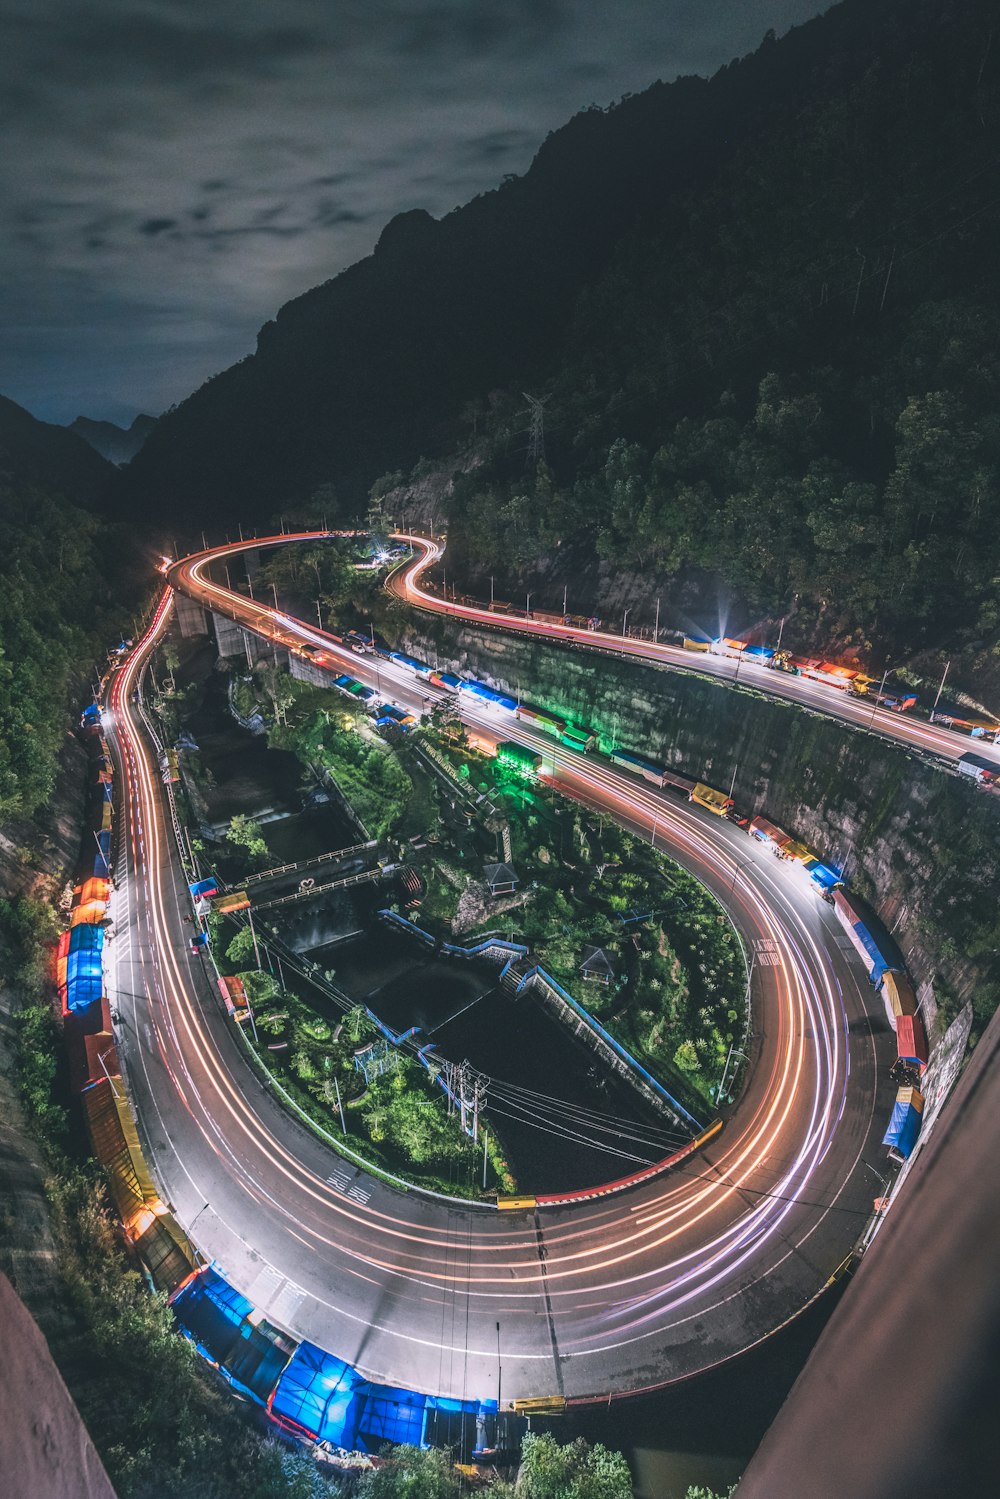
[580,945,615,985]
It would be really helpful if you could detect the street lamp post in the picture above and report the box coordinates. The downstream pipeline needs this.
[525,592,532,619]
[622,607,631,638]
[870,661,891,729]
[932,659,951,714]
[654,596,660,644]
[717,1045,749,1103]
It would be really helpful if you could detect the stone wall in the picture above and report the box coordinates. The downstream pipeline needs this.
[397,612,1000,1038]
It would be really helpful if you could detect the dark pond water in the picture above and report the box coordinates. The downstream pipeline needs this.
[302,926,679,1195]
[180,646,357,862]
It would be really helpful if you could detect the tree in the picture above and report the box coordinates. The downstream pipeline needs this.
[161,641,180,694]
[515,1432,633,1499]
[258,663,297,727]
[226,925,259,968]
[673,1039,701,1074]
[346,1003,370,1042]
[227,813,269,860]
[242,969,283,1008]
[359,1444,461,1499]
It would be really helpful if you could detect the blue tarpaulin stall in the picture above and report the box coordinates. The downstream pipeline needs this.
[65,926,104,1012]
[92,829,112,878]
[269,1341,363,1445]
[170,1266,254,1366]
[803,858,842,892]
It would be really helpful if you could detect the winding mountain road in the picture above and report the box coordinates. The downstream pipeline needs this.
[98,532,912,1403]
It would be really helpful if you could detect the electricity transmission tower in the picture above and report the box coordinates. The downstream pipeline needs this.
[522,392,551,467]
[450,1060,489,1142]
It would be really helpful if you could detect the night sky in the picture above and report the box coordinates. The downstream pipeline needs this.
[3,1,826,427]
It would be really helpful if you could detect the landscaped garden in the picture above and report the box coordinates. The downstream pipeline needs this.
[217,651,747,1114]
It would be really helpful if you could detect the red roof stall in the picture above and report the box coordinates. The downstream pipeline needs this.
[748,817,790,850]
[895,1013,928,1069]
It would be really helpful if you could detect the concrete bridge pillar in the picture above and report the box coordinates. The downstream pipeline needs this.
[174,592,208,638]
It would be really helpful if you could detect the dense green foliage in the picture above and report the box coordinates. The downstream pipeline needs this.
[0,484,129,819]
[224,970,510,1197]
[416,0,1000,661]
[4,898,336,1498]
[274,685,414,839]
[358,1444,461,1499]
[423,734,744,1105]
[513,1432,633,1499]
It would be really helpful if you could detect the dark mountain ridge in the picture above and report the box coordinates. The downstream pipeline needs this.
[115,0,1000,665]
[0,393,113,506]
[69,413,157,467]
[118,0,906,523]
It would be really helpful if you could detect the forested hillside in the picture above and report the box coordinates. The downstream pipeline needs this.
[120,0,1000,663]
[429,0,1000,661]
[0,399,136,822]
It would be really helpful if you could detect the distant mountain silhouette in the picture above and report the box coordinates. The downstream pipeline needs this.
[114,0,998,692]
[118,0,922,526]
[0,393,112,505]
[69,413,157,466]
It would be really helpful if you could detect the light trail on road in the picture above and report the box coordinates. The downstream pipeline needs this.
[93,533,896,1401]
[387,532,1000,771]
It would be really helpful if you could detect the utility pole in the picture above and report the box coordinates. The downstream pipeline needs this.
[840,834,855,885]
[563,583,568,618]
[932,659,951,714]
[316,599,323,631]
[483,1129,489,1188]
[870,662,890,729]
[490,575,495,605]
[472,1074,486,1144]
[526,592,532,619]
[334,1076,346,1134]
[622,607,630,638]
[717,1045,749,1103]
[654,597,660,644]
[247,907,262,970]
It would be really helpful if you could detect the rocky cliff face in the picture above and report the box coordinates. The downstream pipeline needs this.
[399,613,1000,1039]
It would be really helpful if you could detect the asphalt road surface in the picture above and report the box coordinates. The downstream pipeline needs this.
[97,535,901,1403]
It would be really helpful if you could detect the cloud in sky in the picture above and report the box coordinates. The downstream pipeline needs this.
[0,0,826,424]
